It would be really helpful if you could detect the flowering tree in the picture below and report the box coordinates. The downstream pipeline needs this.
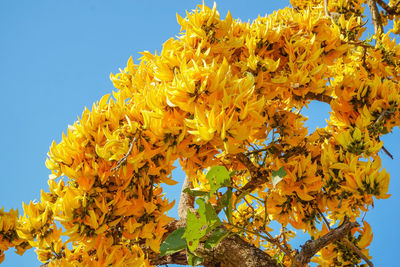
[1,0,399,266]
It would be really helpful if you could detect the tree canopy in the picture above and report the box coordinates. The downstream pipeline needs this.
[1,0,400,266]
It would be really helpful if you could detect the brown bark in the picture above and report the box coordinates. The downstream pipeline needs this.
[197,234,280,267]
[178,175,195,223]
[149,249,188,266]
[236,152,269,193]
[294,218,359,265]
[367,0,384,34]
[152,220,279,267]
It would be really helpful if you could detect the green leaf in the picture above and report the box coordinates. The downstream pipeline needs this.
[183,198,221,252]
[278,252,284,262]
[183,188,209,197]
[198,198,220,227]
[159,227,186,256]
[206,166,231,196]
[273,252,285,266]
[184,211,203,251]
[187,250,203,266]
[229,170,238,177]
[271,166,287,188]
[220,188,233,223]
[204,227,230,249]
[220,188,231,207]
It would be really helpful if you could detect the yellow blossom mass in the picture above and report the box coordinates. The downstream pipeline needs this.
[1,1,400,266]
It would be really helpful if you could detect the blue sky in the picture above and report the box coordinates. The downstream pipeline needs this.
[0,1,399,266]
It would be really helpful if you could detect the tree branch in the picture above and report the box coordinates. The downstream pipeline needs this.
[376,0,400,15]
[111,137,136,172]
[224,222,300,266]
[382,145,394,159]
[196,233,280,267]
[297,92,334,105]
[374,109,394,126]
[294,218,359,265]
[367,0,384,34]
[324,0,341,22]
[236,152,259,177]
[324,0,329,17]
[316,209,374,266]
[149,250,188,265]
[158,220,280,267]
[235,153,269,192]
[178,176,195,223]
[317,207,331,230]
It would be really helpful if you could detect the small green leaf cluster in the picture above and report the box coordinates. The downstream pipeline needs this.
[160,166,234,265]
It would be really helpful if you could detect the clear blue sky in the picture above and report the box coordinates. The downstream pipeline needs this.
[0,1,399,266]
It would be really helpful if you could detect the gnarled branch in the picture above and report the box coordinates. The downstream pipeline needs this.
[294,218,359,265]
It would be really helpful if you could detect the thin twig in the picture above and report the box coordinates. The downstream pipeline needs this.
[374,110,395,159]
[111,137,136,172]
[242,195,256,214]
[362,46,372,75]
[280,227,294,258]
[263,192,270,230]
[382,145,394,159]
[361,211,367,222]
[342,237,374,267]
[317,207,331,231]
[230,186,265,203]
[148,175,154,201]
[244,148,270,156]
[346,40,374,49]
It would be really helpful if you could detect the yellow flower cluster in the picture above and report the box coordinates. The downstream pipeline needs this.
[291,0,365,17]
[0,208,30,264]
[1,2,399,266]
